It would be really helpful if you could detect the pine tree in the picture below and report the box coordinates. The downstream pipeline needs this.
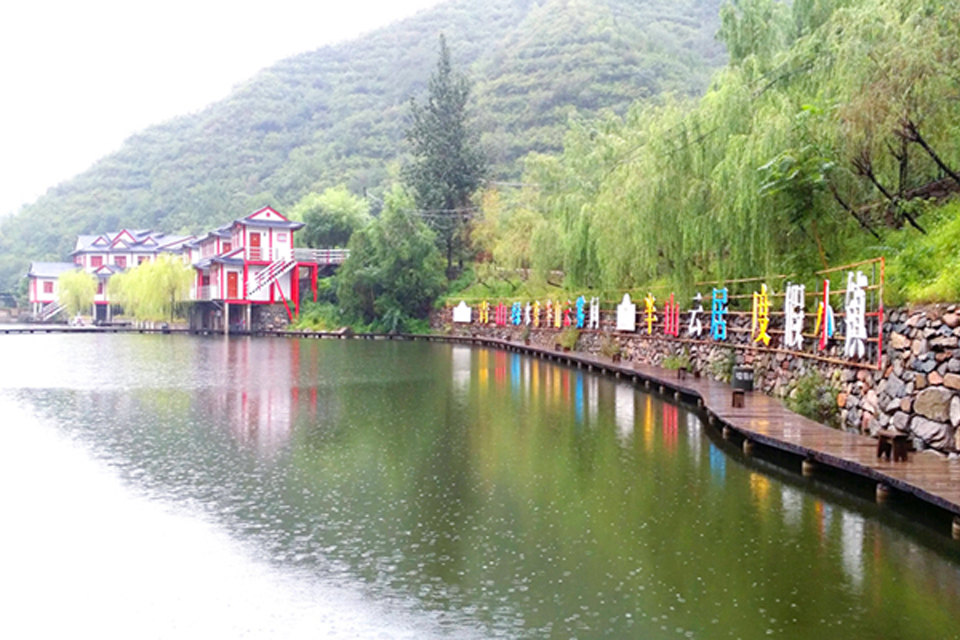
[402,35,486,277]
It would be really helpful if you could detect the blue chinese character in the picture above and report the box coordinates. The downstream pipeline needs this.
[511,301,523,325]
[711,287,728,341]
[575,296,586,328]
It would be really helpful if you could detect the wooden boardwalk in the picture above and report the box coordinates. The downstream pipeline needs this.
[5,326,960,531]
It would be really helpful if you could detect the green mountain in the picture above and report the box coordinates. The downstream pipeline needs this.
[0,0,724,290]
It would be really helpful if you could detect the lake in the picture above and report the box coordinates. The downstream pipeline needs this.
[1,333,958,638]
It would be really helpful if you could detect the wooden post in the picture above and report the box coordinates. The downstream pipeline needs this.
[742,439,755,456]
[952,517,960,541]
[802,458,816,477]
[876,483,891,503]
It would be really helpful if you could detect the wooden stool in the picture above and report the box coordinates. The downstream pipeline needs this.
[731,389,745,408]
[876,429,909,462]
[677,366,688,380]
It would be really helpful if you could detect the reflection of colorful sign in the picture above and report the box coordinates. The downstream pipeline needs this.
[711,288,728,341]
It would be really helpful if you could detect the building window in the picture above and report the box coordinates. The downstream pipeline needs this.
[97,281,104,295]
[223,242,231,253]
[43,281,54,294]
[115,256,127,268]
[74,256,82,265]
[201,275,210,286]
[91,256,103,268]
[277,233,287,243]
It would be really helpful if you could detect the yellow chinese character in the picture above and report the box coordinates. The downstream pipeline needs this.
[554,300,563,328]
[533,300,541,328]
[479,300,489,324]
[751,284,771,346]
[644,293,656,335]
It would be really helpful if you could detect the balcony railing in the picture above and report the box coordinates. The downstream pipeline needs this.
[293,248,349,265]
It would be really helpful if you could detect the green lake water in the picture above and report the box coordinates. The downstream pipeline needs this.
[1,333,958,638]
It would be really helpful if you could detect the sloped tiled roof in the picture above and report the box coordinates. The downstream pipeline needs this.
[27,262,77,278]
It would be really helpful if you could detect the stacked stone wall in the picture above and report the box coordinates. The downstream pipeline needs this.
[433,304,960,455]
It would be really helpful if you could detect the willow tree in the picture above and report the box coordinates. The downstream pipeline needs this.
[402,35,486,277]
[57,270,97,316]
[111,254,193,322]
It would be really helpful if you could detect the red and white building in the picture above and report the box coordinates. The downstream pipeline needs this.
[185,206,346,331]
[26,262,77,319]
[25,205,346,327]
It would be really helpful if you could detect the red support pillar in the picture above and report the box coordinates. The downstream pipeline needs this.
[293,265,300,317]
[312,264,318,302]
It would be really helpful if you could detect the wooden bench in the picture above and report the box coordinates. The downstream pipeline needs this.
[876,429,909,462]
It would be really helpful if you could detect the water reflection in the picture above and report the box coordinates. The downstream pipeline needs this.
[3,334,960,640]
[614,385,634,444]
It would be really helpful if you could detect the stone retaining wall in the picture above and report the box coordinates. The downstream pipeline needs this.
[433,304,960,455]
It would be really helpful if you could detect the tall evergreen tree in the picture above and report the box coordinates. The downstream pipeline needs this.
[402,34,486,276]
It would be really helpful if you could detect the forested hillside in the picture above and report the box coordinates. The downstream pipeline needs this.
[0,0,724,290]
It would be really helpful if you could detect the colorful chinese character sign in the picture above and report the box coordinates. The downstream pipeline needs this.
[783,283,804,349]
[589,297,600,329]
[688,293,703,337]
[751,284,771,346]
[575,296,586,328]
[815,279,835,351]
[533,301,541,328]
[452,301,471,323]
[511,302,523,325]
[554,300,563,329]
[495,302,508,326]
[644,293,656,335]
[844,271,868,358]
[664,293,680,337]
[524,301,532,326]
[711,288,728,340]
[479,300,490,324]
[616,294,636,332]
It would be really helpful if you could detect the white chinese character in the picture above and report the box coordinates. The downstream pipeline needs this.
[783,283,805,349]
[844,271,868,359]
[688,293,703,337]
[589,297,600,329]
[524,301,532,326]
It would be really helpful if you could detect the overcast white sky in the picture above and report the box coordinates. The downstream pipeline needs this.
[0,0,443,218]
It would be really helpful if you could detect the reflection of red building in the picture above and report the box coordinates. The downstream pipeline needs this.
[197,339,329,458]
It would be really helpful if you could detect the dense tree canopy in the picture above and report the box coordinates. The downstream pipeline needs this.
[336,186,446,331]
[290,186,371,248]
